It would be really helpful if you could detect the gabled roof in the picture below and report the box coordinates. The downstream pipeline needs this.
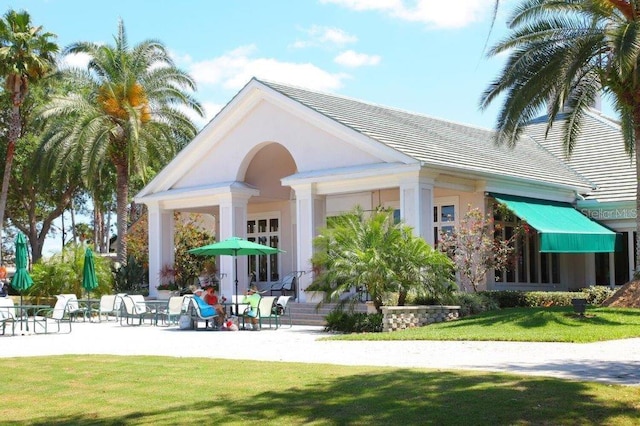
[259,79,593,191]
[524,109,636,202]
[137,78,596,202]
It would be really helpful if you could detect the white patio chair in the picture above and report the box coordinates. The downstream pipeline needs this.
[0,297,17,335]
[159,296,186,326]
[188,295,218,330]
[275,295,293,328]
[119,295,154,326]
[269,272,297,297]
[96,295,118,322]
[59,294,88,322]
[256,296,279,329]
[32,295,73,334]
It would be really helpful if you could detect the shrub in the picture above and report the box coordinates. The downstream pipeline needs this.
[453,292,499,316]
[29,244,114,297]
[480,290,528,308]
[582,285,615,305]
[113,256,147,295]
[480,288,614,308]
[324,311,383,333]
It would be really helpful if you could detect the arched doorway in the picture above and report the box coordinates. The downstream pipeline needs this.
[243,143,297,287]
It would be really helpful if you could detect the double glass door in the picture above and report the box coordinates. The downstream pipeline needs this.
[247,216,280,284]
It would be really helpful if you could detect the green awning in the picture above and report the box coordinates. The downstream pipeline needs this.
[491,193,617,253]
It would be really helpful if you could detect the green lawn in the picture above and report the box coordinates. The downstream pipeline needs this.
[328,307,640,342]
[2,356,640,425]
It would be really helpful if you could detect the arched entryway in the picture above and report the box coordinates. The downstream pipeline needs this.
[242,142,297,288]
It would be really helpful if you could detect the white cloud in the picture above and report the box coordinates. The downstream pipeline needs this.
[320,0,496,29]
[189,44,349,92]
[58,52,91,70]
[314,26,358,45]
[292,25,357,49]
[334,50,381,68]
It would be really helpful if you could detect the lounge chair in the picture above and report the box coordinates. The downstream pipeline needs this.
[59,294,88,322]
[32,295,74,334]
[269,272,297,297]
[256,296,279,329]
[159,296,187,326]
[95,295,118,322]
[120,295,155,326]
[188,295,218,330]
[275,295,293,328]
[0,297,16,335]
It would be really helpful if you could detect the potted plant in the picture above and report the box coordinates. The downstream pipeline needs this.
[156,282,179,299]
[157,264,178,299]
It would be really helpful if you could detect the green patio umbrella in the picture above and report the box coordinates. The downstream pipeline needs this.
[189,237,283,314]
[11,233,34,307]
[82,247,99,298]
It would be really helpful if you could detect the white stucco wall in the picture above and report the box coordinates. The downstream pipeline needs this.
[172,100,382,189]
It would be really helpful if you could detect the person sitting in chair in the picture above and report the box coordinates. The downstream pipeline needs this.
[242,284,262,331]
[193,288,216,329]
[203,285,226,326]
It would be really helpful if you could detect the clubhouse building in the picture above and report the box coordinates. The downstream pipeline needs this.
[135,78,635,300]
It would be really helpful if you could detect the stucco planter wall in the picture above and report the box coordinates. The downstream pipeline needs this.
[304,291,325,304]
[156,290,179,300]
[381,305,460,332]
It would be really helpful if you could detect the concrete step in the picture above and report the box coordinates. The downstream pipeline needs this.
[287,302,368,326]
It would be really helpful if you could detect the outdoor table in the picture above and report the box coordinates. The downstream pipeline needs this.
[14,304,50,332]
[77,298,101,322]
[223,300,249,317]
[144,300,169,325]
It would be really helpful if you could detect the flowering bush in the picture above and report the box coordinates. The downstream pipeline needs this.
[438,206,526,292]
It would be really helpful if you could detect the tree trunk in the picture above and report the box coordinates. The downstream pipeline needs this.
[115,164,129,265]
[105,201,112,253]
[0,104,21,262]
[70,198,77,244]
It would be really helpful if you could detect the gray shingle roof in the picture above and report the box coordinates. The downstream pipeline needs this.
[524,110,636,202]
[259,79,592,190]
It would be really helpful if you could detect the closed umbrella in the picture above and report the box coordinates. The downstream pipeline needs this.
[11,233,34,330]
[82,247,99,298]
[189,237,282,314]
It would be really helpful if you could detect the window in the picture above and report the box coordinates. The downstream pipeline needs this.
[433,197,458,245]
[493,203,560,285]
[247,214,280,283]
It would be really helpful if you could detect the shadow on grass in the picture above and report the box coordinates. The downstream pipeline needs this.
[443,307,639,330]
[16,369,640,425]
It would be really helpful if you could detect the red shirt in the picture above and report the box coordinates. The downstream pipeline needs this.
[203,293,218,306]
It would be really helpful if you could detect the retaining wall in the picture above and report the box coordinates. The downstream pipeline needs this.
[381,305,460,332]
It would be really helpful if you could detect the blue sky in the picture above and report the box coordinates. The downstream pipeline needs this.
[8,0,613,255]
[10,0,517,130]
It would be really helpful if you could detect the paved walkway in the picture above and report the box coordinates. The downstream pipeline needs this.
[3,321,640,386]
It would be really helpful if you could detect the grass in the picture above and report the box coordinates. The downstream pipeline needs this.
[1,355,640,425]
[327,306,640,342]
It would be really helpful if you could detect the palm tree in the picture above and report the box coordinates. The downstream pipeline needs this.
[0,9,58,257]
[481,0,640,271]
[41,19,203,264]
[311,207,454,312]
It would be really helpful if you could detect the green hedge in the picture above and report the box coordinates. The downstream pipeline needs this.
[324,311,383,333]
[480,286,615,308]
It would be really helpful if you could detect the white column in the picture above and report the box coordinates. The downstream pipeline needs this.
[218,193,250,298]
[293,184,325,302]
[147,202,174,298]
[399,176,435,245]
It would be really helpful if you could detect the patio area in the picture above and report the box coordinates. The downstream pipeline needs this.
[2,320,640,386]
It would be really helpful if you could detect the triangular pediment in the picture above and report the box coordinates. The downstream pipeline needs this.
[136,78,413,202]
